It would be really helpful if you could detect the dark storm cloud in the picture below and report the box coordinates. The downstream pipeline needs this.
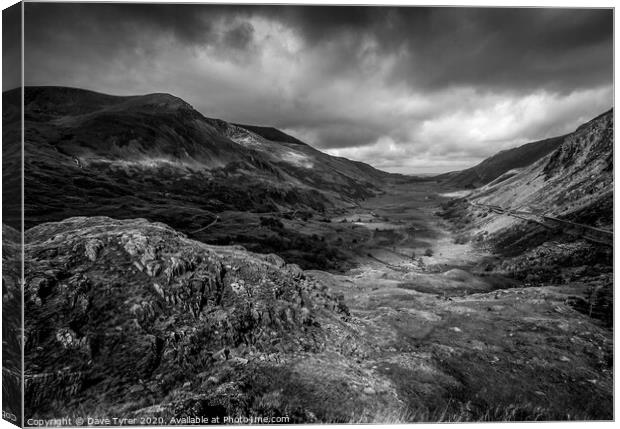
[255,6,613,93]
[24,3,259,57]
[25,4,612,93]
[21,3,613,173]
[25,3,211,45]
[223,21,255,50]
[2,2,21,91]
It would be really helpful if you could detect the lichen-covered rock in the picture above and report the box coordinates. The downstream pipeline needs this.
[84,238,104,261]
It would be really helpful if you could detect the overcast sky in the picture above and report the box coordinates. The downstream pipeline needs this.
[20,3,613,174]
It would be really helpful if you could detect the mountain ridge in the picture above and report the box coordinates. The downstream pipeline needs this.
[432,109,614,190]
[437,134,566,188]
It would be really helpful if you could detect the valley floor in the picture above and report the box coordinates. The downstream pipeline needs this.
[284,181,613,421]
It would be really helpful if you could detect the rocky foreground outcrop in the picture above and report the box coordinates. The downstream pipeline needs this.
[22,217,378,421]
[2,225,23,425]
[16,216,615,422]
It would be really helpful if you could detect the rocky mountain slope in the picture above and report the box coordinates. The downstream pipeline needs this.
[472,109,612,229]
[440,109,613,325]
[2,88,22,229]
[437,135,565,189]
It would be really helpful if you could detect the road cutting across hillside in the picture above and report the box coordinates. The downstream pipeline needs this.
[469,202,613,246]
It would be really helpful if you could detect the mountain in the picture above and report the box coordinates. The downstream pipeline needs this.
[2,86,396,269]
[473,109,613,225]
[440,109,613,325]
[5,86,393,222]
[437,135,565,188]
